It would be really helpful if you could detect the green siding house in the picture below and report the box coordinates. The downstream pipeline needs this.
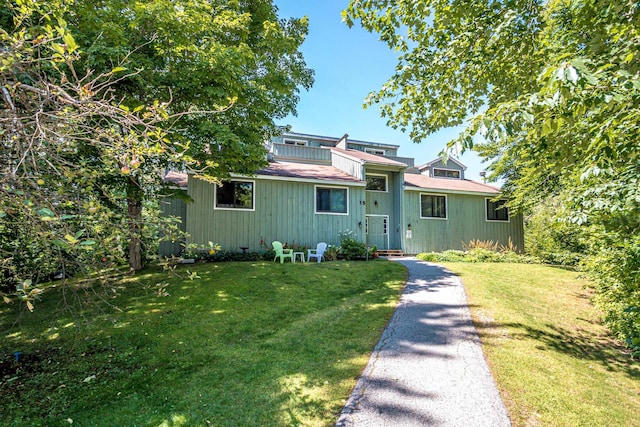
[160,131,523,256]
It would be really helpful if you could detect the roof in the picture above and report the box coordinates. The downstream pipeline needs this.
[419,156,468,171]
[330,147,408,168]
[257,161,363,183]
[404,173,501,195]
[164,171,188,188]
[165,162,363,186]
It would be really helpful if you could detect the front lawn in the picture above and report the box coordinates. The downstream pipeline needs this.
[444,263,640,427]
[0,260,406,426]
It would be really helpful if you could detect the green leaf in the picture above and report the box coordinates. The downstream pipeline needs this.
[36,208,55,217]
[52,239,70,249]
[63,32,78,53]
[51,43,65,55]
[65,234,78,244]
[111,66,127,73]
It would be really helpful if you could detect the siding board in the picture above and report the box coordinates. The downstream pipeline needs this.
[186,175,366,252]
[402,191,524,254]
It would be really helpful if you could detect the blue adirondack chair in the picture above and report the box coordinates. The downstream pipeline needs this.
[307,242,328,263]
[272,241,293,263]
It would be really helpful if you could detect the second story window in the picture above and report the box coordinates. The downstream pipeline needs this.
[283,139,307,146]
[365,148,386,156]
[433,168,461,179]
[366,174,387,192]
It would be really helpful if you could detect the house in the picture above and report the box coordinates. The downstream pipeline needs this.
[160,131,523,256]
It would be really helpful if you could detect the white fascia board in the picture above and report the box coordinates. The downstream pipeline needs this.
[230,173,366,187]
[403,186,499,197]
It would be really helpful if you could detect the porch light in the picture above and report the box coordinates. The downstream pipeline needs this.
[407,223,412,231]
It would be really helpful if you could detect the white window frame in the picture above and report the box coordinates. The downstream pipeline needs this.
[485,198,510,222]
[432,168,461,179]
[365,148,386,156]
[314,185,349,215]
[214,179,256,211]
[365,173,388,193]
[283,138,307,147]
[420,193,448,220]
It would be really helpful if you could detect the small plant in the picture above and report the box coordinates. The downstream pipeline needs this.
[183,241,221,261]
[324,245,338,261]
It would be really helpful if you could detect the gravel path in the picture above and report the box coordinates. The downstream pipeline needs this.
[335,258,511,427]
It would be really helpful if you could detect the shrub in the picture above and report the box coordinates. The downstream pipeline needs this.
[337,230,367,260]
[416,248,537,264]
[525,196,587,266]
[586,234,640,357]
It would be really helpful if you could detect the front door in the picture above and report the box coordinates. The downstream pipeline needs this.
[366,215,388,250]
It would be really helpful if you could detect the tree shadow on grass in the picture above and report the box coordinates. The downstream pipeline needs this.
[479,321,640,379]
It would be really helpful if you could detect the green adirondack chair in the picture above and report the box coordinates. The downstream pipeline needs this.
[272,241,293,263]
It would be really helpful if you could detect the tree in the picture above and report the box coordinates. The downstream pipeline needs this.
[344,0,640,352]
[1,0,312,306]
[1,0,183,304]
[1,0,313,292]
[62,0,313,270]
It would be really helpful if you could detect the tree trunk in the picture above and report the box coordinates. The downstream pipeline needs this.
[127,191,143,271]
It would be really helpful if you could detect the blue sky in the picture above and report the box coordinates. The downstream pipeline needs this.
[274,0,488,181]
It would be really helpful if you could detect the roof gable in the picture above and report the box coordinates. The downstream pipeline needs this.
[419,156,467,171]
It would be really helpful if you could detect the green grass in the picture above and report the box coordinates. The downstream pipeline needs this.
[0,260,406,426]
[442,262,640,427]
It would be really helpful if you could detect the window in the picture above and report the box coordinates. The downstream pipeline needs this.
[433,168,461,179]
[316,186,348,214]
[283,139,307,146]
[366,174,387,192]
[215,180,254,210]
[486,199,509,221]
[421,194,447,219]
[365,148,386,156]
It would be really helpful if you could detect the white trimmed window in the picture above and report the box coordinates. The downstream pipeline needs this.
[433,168,461,179]
[365,148,385,155]
[366,174,388,192]
[486,198,509,221]
[215,180,255,210]
[421,194,447,219]
[315,186,348,214]
[283,138,307,146]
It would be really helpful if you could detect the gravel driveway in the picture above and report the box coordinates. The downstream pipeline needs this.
[336,258,511,427]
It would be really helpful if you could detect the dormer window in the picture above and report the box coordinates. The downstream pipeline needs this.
[433,168,461,179]
[365,148,385,156]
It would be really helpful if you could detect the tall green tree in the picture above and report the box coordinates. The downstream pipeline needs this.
[344,0,640,350]
[1,0,312,305]
[62,0,313,270]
